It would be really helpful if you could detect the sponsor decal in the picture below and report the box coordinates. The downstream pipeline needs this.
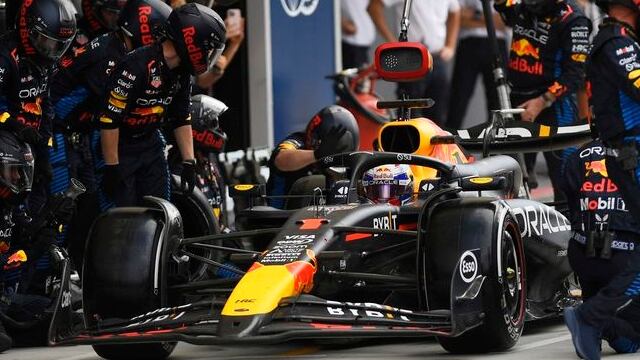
[280,0,319,17]
[182,26,206,74]
[0,227,11,239]
[581,179,618,193]
[122,70,136,81]
[511,38,540,59]
[373,214,398,237]
[512,205,572,238]
[138,5,154,45]
[304,205,357,214]
[513,24,549,45]
[571,54,587,62]
[470,177,493,184]
[325,300,413,321]
[261,235,315,264]
[579,146,604,158]
[584,159,609,177]
[337,186,348,195]
[234,184,254,191]
[617,45,634,56]
[629,68,640,88]
[509,57,543,75]
[422,182,435,191]
[595,213,609,231]
[580,196,627,212]
[136,97,173,106]
[126,304,191,328]
[150,76,162,88]
[21,98,42,115]
[459,250,478,283]
[18,84,46,99]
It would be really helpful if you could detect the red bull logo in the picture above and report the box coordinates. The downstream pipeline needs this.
[585,159,608,177]
[511,39,540,59]
[21,97,42,116]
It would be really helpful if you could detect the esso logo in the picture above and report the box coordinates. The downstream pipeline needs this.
[280,0,319,17]
[459,251,478,283]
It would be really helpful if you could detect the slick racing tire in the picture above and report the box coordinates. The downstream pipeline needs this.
[83,208,177,360]
[437,214,526,353]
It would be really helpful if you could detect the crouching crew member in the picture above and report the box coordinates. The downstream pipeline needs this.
[267,105,359,209]
[98,3,226,206]
[564,1,640,359]
[561,139,640,358]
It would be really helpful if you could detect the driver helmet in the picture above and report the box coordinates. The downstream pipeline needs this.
[191,94,229,153]
[161,3,227,75]
[18,0,77,63]
[362,164,414,205]
[0,130,35,205]
[82,0,127,31]
[118,0,172,48]
[595,0,640,12]
[305,105,360,152]
[522,0,557,16]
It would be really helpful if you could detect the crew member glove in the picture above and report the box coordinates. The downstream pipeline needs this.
[313,125,350,160]
[181,159,197,194]
[102,164,121,200]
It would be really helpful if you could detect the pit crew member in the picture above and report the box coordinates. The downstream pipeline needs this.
[74,0,127,50]
[564,1,640,358]
[99,3,226,206]
[561,139,640,358]
[0,0,76,216]
[494,0,591,200]
[267,105,360,209]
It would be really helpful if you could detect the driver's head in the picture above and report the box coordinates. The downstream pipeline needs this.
[304,105,360,151]
[362,164,414,205]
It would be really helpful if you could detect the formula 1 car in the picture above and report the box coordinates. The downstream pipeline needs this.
[48,41,593,359]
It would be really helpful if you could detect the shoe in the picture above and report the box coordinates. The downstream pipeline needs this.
[564,307,601,360]
[608,337,640,354]
[0,321,12,353]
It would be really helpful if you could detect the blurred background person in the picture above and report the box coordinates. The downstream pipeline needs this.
[446,0,506,130]
[341,0,375,69]
[368,0,460,124]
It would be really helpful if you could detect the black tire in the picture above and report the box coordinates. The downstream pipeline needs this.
[437,215,526,353]
[83,208,177,360]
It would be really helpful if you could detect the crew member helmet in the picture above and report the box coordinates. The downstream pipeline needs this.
[304,105,360,152]
[118,0,172,48]
[0,130,34,205]
[191,94,228,153]
[162,3,226,75]
[18,0,77,62]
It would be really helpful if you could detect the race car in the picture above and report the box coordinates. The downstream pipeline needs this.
[47,41,593,359]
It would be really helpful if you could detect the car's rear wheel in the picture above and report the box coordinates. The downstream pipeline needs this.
[437,215,526,353]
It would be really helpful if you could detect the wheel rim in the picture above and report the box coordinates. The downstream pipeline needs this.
[501,225,524,326]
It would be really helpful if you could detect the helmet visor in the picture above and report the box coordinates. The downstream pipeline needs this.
[362,179,410,205]
[30,29,74,61]
[0,161,34,194]
[206,45,226,73]
[99,7,121,30]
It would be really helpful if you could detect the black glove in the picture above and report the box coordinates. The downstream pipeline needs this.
[17,125,44,145]
[56,196,76,225]
[102,165,121,199]
[313,125,349,160]
[181,159,197,194]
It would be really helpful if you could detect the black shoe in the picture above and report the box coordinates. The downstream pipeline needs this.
[0,321,12,353]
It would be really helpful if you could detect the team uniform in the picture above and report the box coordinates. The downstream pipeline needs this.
[561,140,640,351]
[0,33,55,215]
[266,133,315,209]
[495,0,591,199]
[98,44,191,206]
[570,17,640,353]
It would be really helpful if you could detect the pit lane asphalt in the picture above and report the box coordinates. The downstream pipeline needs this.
[6,318,639,360]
